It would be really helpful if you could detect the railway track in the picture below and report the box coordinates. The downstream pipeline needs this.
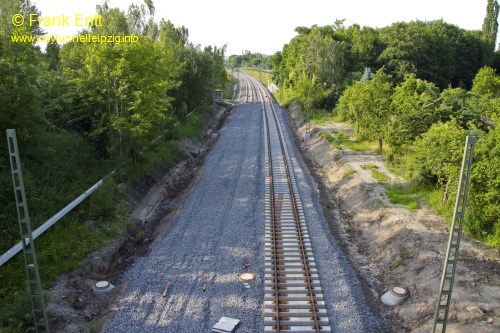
[237,75,255,103]
[242,75,331,332]
[231,71,256,103]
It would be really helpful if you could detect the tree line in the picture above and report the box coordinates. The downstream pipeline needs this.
[0,0,227,330]
[227,52,272,70]
[270,1,500,247]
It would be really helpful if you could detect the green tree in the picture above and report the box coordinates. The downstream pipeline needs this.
[482,0,500,65]
[468,67,500,120]
[0,0,45,141]
[363,69,393,150]
[469,125,500,247]
[270,51,283,83]
[435,87,483,128]
[45,39,61,71]
[350,25,379,65]
[378,20,483,89]
[471,66,500,97]
[95,3,130,35]
[335,69,392,149]
[227,52,271,70]
[159,19,189,47]
[318,36,348,88]
[280,33,309,96]
[412,119,468,186]
[387,74,440,147]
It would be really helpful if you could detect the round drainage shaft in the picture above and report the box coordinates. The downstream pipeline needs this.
[391,287,409,297]
[93,281,115,295]
[381,287,409,306]
[238,273,255,283]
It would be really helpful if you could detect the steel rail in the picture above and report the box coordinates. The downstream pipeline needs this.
[255,77,283,330]
[247,74,326,332]
[245,77,250,103]
[269,100,321,332]
[258,80,282,332]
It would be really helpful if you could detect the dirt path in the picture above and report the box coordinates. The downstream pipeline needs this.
[287,102,500,332]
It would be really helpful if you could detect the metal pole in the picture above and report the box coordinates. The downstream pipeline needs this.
[432,134,476,333]
[280,68,284,103]
[306,74,312,133]
[6,129,50,332]
[212,71,215,113]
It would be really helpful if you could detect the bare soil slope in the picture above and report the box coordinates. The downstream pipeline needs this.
[287,101,500,332]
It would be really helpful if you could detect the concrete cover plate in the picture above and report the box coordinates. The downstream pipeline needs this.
[212,317,240,332]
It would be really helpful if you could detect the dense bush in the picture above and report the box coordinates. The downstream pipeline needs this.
[469,125,500,247]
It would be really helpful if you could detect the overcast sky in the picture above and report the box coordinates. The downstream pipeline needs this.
[31,0,494,56]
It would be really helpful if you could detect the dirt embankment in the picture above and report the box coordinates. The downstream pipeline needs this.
[286,101,500,333]
[46,104,233,333]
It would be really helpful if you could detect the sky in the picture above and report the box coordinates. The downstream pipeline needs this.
[30,0,494,56]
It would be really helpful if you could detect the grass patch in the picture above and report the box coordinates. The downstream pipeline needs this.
[345,139,379,152]
[386,184,419,211]
[342,169,356,179]
[372,170,390,183]
[382,181,454,216]
[320,130,380,152]
[383,148,458,218]
[384,146,417,180]
[415,185,454,219]
[361,164,390,183]
[320,131,342,149]
[393,247,412,268]
[308,110,349,125]
[225,77,238,100]
[360,164,378,170]
[328,113,347,122]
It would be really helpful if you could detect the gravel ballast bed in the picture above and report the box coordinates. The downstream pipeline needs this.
[105,104,265,332]
[104,101,385,332]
